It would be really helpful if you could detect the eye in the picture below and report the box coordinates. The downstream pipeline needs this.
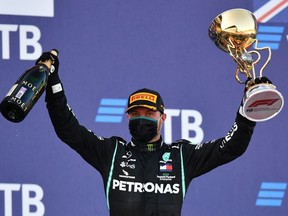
[145,112,154,117]
[129,112,139,117]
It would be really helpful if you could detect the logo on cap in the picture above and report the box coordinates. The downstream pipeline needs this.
[130,92,157,104]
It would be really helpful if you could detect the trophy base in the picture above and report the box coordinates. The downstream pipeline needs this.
[242,83,284,122]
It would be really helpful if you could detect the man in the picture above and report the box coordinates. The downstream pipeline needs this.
[39,51,256,216]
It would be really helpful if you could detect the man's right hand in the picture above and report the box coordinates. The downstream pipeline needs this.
[37,49,63,99]
[36,49,59,75]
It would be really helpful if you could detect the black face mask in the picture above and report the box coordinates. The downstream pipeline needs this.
[129,117,159,143]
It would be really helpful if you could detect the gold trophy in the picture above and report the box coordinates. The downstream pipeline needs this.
[208,8,284,121]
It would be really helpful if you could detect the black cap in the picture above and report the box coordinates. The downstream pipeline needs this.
[126,88,165,113]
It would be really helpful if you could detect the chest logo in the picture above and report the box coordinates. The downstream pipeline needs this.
[162,152,170,162]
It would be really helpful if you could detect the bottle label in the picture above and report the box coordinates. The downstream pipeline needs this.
[6,84,18,97]
[15,87,28,99]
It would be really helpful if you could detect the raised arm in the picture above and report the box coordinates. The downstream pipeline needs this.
[182,106,256,182]
[38,51,120,173]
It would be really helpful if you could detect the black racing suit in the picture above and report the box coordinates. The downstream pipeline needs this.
[45,80,256,216]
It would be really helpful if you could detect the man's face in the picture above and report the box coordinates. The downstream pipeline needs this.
[127,107,167,142]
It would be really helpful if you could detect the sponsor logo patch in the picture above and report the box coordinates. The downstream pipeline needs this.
[160,163,173,172]
[130,92,157,104]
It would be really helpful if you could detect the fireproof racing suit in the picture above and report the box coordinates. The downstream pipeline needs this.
[45,83,256,216]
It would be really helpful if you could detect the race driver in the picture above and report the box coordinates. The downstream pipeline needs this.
[40,51,256,216]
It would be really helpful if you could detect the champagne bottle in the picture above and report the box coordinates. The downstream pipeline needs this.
[0,50,58,123]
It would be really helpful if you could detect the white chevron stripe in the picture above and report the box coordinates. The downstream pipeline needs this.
[254,0,288,23]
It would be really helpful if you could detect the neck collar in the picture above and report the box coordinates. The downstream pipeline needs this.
[131,137,163,152]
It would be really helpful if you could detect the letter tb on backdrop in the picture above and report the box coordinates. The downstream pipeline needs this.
[0,1,287,216]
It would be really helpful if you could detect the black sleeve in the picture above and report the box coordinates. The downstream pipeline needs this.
[45,75,123,173]
[182,112,256,182]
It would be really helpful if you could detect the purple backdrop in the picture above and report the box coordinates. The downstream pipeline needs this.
[0,1,287,215]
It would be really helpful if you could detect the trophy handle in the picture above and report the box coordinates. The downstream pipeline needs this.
[252,39,272,78]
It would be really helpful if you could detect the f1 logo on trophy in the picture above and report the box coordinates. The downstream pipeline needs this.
[208,8,284,122]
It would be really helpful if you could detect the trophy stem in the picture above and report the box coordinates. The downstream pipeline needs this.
[235,67,251,84]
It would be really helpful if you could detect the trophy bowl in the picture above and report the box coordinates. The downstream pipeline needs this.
[208,8,257,53]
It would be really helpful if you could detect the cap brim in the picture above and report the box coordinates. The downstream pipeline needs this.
[126,104,158,113]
